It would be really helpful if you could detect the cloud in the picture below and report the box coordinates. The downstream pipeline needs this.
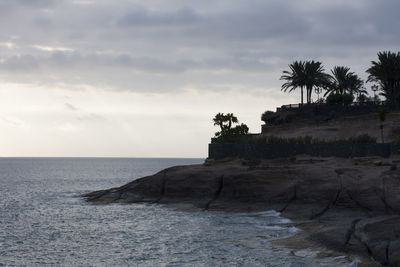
[118,6,199,26]
[1,0,399,157]
[0,51,279,72]
[0,42,17,49]
[64,102,78,111]
[76,113,106,122]
[57,122,79,133]
[33,45,74,52]
[1,116,22,126]
[0,0,398,94]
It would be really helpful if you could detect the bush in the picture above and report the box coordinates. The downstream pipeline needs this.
[248,135,314,145]
[356,94,368,103]
[212,124,249,143]
[213,134,377,144]
[346,134,377,144]
[261,110,275,124]
[326,93,354,105]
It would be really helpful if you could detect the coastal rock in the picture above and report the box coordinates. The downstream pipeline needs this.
[354,216,400,265]
[83,156,400,266]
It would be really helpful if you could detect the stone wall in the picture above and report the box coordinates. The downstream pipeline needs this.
[208,143,396,160]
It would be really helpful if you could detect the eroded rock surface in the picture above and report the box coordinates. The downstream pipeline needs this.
[83,156,400,266]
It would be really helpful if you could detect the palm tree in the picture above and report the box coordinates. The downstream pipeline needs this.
[213,112,238,131]
[213,113,226,131]
[366,51,400,105]
[280,61,306,105]
[304,61,331,103]
[378,108,387,143]
[325,66,365,97]
[281,60,330,104]
[224,113,238,130]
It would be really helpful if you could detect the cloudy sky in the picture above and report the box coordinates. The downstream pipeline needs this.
[0,0,398,157]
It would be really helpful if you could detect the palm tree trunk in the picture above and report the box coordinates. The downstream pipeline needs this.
[301,87,304,105]
[306,86,311,104]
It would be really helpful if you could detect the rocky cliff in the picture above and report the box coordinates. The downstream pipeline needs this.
[262,111,400,143]
[83,156,400,266]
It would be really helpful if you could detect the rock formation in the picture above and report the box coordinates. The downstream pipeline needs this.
[83,156,400,266]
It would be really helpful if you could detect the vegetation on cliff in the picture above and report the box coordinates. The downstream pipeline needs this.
[367,51,400,105]
[280,60,331,105]
[280,51,400,105]
[212,113,249,143]
[212,132,377,145]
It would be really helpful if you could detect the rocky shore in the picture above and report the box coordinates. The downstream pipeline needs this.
[83,156,400,266]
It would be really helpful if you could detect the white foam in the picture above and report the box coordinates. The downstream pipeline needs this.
[244,210,281,217]
[256,225,286,231]
[349,258,360,267]
[276,218,292,224]
[294,248,319,258]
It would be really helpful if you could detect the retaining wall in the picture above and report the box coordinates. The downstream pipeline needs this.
[208,143,398,160]
[262,103,400,129]
[392,143,400,155]
[277,103,400,116]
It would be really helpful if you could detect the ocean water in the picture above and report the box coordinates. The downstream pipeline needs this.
[0,158,356,266]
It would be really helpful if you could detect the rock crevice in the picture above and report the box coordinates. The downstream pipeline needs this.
[204,175,224,210]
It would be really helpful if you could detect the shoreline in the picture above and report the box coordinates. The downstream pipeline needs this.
[83,155,400,266]
[154,204,374,266]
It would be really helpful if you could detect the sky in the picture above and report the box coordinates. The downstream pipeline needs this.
[0,0,399,157]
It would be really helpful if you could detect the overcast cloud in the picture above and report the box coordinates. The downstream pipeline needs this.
[0,0,399,157]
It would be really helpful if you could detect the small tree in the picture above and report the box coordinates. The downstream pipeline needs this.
[213,112,238,131]
[378,108,387,143]
[212,113,249,143]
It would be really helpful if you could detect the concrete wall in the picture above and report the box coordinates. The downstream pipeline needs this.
[209,143,396,160]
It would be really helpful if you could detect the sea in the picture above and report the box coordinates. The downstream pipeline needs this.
[0,158,358,266]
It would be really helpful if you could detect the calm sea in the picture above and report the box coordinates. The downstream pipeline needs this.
[0,158,356,266]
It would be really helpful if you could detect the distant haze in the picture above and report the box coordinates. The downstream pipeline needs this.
[0,0,398,157]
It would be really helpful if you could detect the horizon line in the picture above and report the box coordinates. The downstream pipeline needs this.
[0,156,206,159]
